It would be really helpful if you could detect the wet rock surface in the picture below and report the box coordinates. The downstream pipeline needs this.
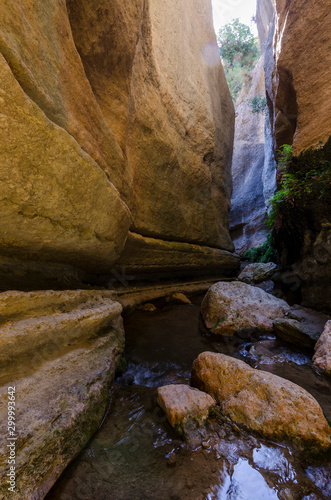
[192,352,331,454]
[47,296,331,499]
[201,281,290,336]
[157,384,215,431]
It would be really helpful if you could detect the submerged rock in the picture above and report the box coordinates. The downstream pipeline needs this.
[157,384,215,433]
[168,293,192,305]
[141,303,157,312]
[201,281,290,336]
[191,352,331,454]
[238,262,277,284]
[313,321,331,375]
[273,318,320,350]
[0,290,124,499]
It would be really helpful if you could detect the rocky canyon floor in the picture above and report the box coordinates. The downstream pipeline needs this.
[46,296,331,500]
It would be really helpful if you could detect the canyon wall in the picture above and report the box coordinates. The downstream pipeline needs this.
[229,57,272,254]
[260,0,331,312]
[229,0,276,255]
[0,0,239,290]
[0,1,238,497]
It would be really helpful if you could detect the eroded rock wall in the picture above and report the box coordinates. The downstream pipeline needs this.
[229,57,270,254]
[261,0,331,312]
[0,0,237,287]
[264,0,331,155]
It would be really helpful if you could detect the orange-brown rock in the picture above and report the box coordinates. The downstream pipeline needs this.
[192,352,331,453]
[263,0,331,154]
[0,52,131,274]
[157,384,215,431]
[0,0,237,283]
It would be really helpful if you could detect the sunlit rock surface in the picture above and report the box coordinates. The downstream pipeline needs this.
[0,0,237,285]
[263,0,331,154]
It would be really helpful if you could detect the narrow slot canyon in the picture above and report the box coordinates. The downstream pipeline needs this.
[0,0,330,499]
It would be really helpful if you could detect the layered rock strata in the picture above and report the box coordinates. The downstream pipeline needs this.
[0,290,124,499]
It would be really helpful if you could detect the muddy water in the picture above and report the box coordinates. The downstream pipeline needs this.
[47,296,331,500]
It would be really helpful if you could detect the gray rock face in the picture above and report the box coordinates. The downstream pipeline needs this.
[238,262,277,284]
[273,318,320,350]
[229,55,276,255]
[201,281,290,336]
[229,58,267,254]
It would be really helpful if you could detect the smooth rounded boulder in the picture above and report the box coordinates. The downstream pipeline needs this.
[191,352,331,454]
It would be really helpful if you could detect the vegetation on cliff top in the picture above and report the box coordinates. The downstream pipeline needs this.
[217,19,259,102]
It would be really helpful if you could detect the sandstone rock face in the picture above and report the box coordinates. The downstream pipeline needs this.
[238,262,277,284]
[313,321,331,375]
[229,57,275,254]
[0,50,131,275]
[191,352,331,453]
[0,290,124,499]
[0,0,237,284]
[125,0,235,250]
[201,281,290,336]
[115,232,240,279]
[264,0,331,155]
[157,384,215,431]
[258,0,331,313]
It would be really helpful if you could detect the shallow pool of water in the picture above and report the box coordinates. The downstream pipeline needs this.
[47,296,331,500]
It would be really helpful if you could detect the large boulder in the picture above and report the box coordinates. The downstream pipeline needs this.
[0,290,124,499]
[191,352,331,453]
[201,281,290,336]
[313,320,331,375]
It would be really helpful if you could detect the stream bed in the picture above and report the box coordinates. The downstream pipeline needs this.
[47,296,331,500]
